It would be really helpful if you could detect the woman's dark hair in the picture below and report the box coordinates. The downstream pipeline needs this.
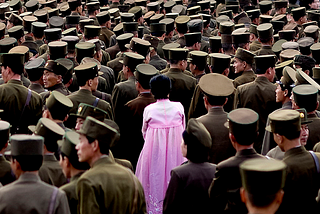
[150,74,171,99]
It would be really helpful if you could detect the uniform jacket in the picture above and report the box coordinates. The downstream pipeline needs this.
[163,162,216,214]
[176,36,186,47]
[234,76,280,151]
[99,26,114,49]
[92,90,112,105]
[254,45,276,56]
[107,53,123,82]
[40,83,71,103]
[39,155,68,187]
[105,43,120,60]
[28,83,46,94]
[60,172,84,214]
[200,38,209,52]
[149,54,167,71]
[209,148,265,214]
[100,49,111,66]
[111,76,138,125]
[164,68,197,117]
[232,70,256,88]
[277,146,320,214]
[305,113,320,150]
[76,156,146,214]
[99,65,115,94]
[0,79,42,134]
[197,107,236,164]
[156,40,165,59]
[0,156,15,186]
[249,40,262,52]
[0,173,70,214]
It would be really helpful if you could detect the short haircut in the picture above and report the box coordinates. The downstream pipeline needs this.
[222,43,233,53]
[191,61,206,71]
[151,31,165,37]
[274,130,301,140]
[44,140,58,153]
[183,132,210,163]
[150,74,171,99]
[205,94,227,106]
[233,42,248,50]
[3,64,24,75]
[87,136,110,155]
[13,155,43,171]
[169,59,182,65]
[248,192,279,208]
[61,152,89,170]
[230,127,257,145]
[259,37,272,44]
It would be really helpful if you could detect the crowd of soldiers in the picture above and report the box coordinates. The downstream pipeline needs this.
[0,0,319,213]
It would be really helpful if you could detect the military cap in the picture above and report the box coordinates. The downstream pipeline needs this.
[209,36,221,52]
[147,1,160,12]
[61,36,79,51]
[123,22,138,33]
[48,41,67,59]
[279,65,296,85]
[127,37,150,56]
[118,5,130,13]
[56,58,73,84]
[275,59,292,77]
[0,37,17,53]
[44,91,73,122]
[150,14,164,23]
[33,8,48,23]
[173,0,183,4]
[75,42,95,62]
[160,18,174,32]
[255,55,276,73]
[197,0,210,10]
[0,53,24,67]
[226,5,240,14]
[0,121,10,147]
[219,21,234,34]
[271,21,285,34]
[24,58,45,81]
[117,33,133,51]
[231,28,250,45]
[0,3,10,20]
[48,16,65,29]
[311,43,320,64]
[8,25,24,40]
[240,158,286,196]
[86,1,100,11]
[8,0,22,11]
[187,50,207,67]
[258,1,271,13]
[95,11,110,25]
[249,24,258,36]
[19,12,33,18]
[279,49,300,62]
[40,0,57,8]
[120,13,134,22]
[175,15,190,33]
[266,108,301,134]
[302,21,317,28]
[112,23,123,36]
[313,67,320,83]
[225,0,239,5]
[144,11,155,25]
[23,16,38,33]
[84,25,101,38]
[304,25,319,40]
[291,7,306,21]
[199,72,234,97]
[59,2,70,17]
[74,62,99,84]
[78,116,118,146]
[297,37,313,55]
[44,28,62,42]
[9,134,44,156]
[108,8,120,18]
[234,48,255,65]
[135,0,147,6]
[172,5,187,15]
[219,10,233,20]
[187,19,203,32]
[296,67,320,90]
[278,30,296,41]
[199,13,211,23]
[67,0,81,9]
[9,45,29,62]
[246,9,260,20]
[120,52,145,69]
[281,41,299,50]
[135,64,158,89]
[59,130,89,169]
[62,28,77,37]
[44,59,68,77]
[274,0,288,9]
[208,53,231,73]
[216,15,230,27]
[259,15,272,24]
[72,103,108,121]
[79,18,94,31]
[165,12,178,20]
[0,23,5,39]
[187,5,201,16]
[7,13,22,26]
[294,55,316,71]
[293,84,319,113]
[226,108,259,138]
[164,1,176,14]
[128,6,142,20]
[48,8,59,18]
[256,23,273,40]
[168,48,188,61]
[143,34,159,50]
[162,42,180,60]
[31,22,46,38]
[272,14,287,23]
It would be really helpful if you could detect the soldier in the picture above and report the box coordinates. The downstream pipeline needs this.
[174,16,190,47]
[254,23,276,56]
[274,0,288,16]
[61,36,80,66]
[0,121,15,186]
[220,21,235,56]
[233,48,256,88]
[239,159,286,214]
[68,0,83,16]
[59,131,90,214]
[97,11,114,49]
[76,116,147,214]
[120,64,158,168]
[209,108,265,214]
[164,48,197,117]
[24,58,46,94]
[0,135,70,213]
[231,28,250,51]
[291,7,307,38]
[0,53,42,134]
[196,73,236,164]
[144,34,167,71]
[29,118,67,187]
[31,22,46,48]
[160,18,175,44]
[188,50,207,82]
[266,109,320,214]
[38,28,62,57]
[87,1,100,26]
[294,54,316,76]
[150,23,166,58]
[184,32,202,51]
[6,13,22,30]
[187,19,209,52]
[8,25,24,45]
[246,9,260,25]
[234,55,281,151]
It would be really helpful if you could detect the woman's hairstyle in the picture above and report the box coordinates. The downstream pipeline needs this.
[150,74,172,99]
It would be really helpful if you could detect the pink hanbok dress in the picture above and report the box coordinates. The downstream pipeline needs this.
[135,99,186,214]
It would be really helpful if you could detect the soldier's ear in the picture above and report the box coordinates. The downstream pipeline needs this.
[240,187,247,203]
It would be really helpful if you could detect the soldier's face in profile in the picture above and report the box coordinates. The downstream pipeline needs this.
[75,118,84,131]
[43,70,60,88]
[233,58,244,74]
[275,84,285,103]
[300,124,309,146]
[76,134,94,163]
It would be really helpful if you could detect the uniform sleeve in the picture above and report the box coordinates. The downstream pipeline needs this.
[111,84,121,123]
[163,170,182,214]
[208,166,228,213]
[76,178,100,214]
[233,88,241,109]
[54,190,71,214]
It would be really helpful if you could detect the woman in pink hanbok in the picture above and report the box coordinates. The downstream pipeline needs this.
[135,75,186,214]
